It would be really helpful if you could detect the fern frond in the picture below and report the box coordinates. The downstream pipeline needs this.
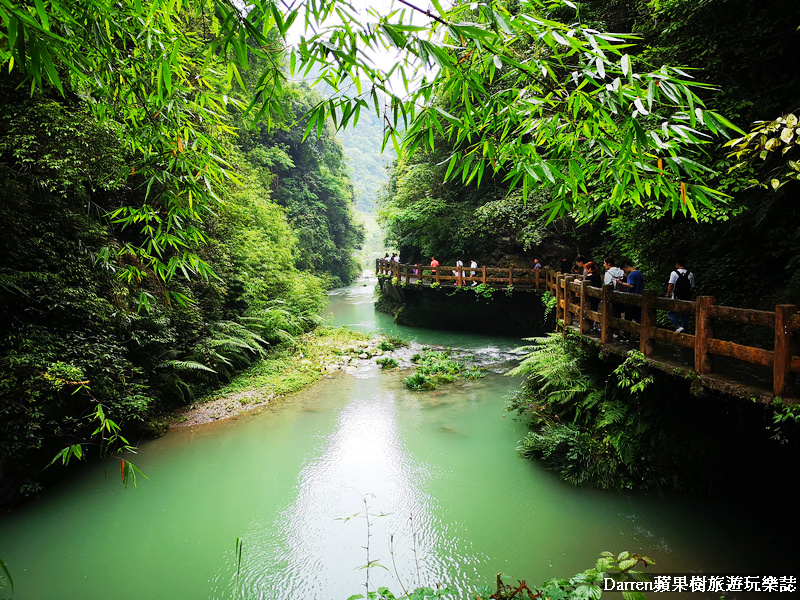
[159,359,216,374]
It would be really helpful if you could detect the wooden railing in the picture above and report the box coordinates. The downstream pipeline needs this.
[375,259,549,290]
[553,274,800,400]
[376,260,799,400]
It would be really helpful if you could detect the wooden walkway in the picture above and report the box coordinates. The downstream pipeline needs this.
[376,259,549,290]
[376,260,800,402]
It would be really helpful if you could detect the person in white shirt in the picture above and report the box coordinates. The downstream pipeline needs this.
[603,257,625,288]
[603,257,626,325]
[453,258,464,284]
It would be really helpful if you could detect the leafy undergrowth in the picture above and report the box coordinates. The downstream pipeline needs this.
[346,551,655,600]
[403,348,486,390]
[198,327,376,404]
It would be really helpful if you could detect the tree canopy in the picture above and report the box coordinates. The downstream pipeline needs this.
[0,0,751,291]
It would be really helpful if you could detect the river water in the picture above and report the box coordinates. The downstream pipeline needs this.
[0,273,795,599]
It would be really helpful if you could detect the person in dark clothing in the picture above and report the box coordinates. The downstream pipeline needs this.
[585,262,602,330]
[574,255,588,280]
[620,259,644,323]
[667,258,695,333]
[559,257,572,274]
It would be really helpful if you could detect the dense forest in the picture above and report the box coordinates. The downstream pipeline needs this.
[0,2,367,507]
[1,0,799,509]
[374,0,800,492]
[379,0,800,311]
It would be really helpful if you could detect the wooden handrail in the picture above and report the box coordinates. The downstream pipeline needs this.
[545,272,798,400]
[375,259,548,289]
[375,260,799,400]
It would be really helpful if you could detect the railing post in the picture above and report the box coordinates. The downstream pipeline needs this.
[554,274,562,327]
[535,268,541,290]
[579,280,589,335]
[563,275,574,335]
[600,284,612,345]
[456,266,462,287]
[774,305,797,397]
[694,296,714,375]
[508,266,514,287]
[639,289,656,357]
[482,266,487,285]
[435,264,440,284]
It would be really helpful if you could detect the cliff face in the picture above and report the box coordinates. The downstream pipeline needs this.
[376,279,551,337]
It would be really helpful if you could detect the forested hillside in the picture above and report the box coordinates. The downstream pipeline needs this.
[378,0,800,310]
[337,107,395,213]
[301,70,395,213]
[1,0,798,508]
[0,3,364,507]
[372,0,800,492]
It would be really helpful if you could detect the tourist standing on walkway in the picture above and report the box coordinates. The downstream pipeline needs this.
[470,260,478,285]
[430,257,439,268]
[559,257,572,274]
[585,261,602,314]
[667,258,695,333]
[603,257,626,324]
[575,255,588,280]
[453,258,464,284]
[533,258,542,269]
[620,259,644,323]
[602,257,625,289]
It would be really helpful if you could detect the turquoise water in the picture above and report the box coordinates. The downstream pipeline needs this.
[0,273,793,599]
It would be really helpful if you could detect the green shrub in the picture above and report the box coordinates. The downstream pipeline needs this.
[378,335,407,351]
[403,372,435,390]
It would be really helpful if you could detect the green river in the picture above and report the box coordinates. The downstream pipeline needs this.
[0,274,794,599]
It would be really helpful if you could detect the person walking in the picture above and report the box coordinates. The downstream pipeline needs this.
[667,258,695,333]
[470,259,478,285]
[453,258,464,285]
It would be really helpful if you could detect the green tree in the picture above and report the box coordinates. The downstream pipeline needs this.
[243,84,365,285]
[1,0,743,287]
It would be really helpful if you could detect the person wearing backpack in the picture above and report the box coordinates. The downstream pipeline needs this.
[603,257,625,291]
[603,257,626,337]
[667,258,695,333]
[620,259,644,325]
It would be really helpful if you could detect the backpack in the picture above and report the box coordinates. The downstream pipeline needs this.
[607,267,625,292]
[673,270,693,300]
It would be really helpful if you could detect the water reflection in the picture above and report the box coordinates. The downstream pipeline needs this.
[1,277,796,600]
